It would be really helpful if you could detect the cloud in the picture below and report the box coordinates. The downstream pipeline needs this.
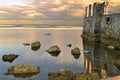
[0,0,120,25]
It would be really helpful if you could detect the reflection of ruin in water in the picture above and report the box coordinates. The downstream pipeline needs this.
[83,38,120,77]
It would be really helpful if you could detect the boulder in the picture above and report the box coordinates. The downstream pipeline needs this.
[71,47,81,58]
[45,45,61,56]
[5,64,40,78]
[48,69,73,80]
[31,41,41,51]
[2,54,19,63]
[115,60,120,70]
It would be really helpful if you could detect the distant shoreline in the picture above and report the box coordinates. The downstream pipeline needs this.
[0,27,83,30]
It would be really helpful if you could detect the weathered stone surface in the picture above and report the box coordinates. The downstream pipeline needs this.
[48,69,100,80]
[73,72,100,80]
[5,64,40,77]
[48,69,73,80]
[2,54,19,63]
[71,47,81,55]
[115,60,120,70]
[31,41,41,51]
[46,45,61,56]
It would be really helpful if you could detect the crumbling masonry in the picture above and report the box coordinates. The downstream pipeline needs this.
[83,1,120,41]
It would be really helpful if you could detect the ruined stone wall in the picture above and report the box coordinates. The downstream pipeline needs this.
[83,2,120,41]
[101,13,120,41]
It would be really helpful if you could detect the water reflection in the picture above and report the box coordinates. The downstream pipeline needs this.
[83,38,120,77]
[46,52,60,57]
[71,53,81,59]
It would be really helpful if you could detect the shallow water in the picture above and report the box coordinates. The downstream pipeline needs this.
[0,28,85,80]
[0,27,120,80]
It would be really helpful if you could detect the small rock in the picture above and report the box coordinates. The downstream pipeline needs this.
[48,69,73,80]
[2,54,19,63]
[44,33,51,35]
[71,47,81,55]
[67,44,72,47]
[23,43,30,46]
[46,45,61,55]
[31,41,41,51]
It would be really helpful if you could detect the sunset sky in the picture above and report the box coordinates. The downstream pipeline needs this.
[0,0,120,25]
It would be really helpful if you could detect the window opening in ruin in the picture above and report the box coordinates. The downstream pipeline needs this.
[106,17,110,24]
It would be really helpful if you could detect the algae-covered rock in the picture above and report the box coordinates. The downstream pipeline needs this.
[115,60,120,70]
[2,54,19,63]
[46,45,61,56]
[5,64,40,78]
[73,72,100,80]
[48,69,73,80]
[71,47,81,59]
[31,41,41,51]
[71,47,81,55]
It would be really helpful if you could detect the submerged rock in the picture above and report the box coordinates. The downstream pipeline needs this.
[115,60,120,70]
[23,43,30,46]
[31,41,41,51]
[44,33,51,35]
[71,47,81,59]
[2,54,19,63]
[48,69,73,80]
[46,45,61,56]
[5,64,40,78]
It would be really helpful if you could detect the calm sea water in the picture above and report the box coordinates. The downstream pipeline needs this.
[0,25,120,80]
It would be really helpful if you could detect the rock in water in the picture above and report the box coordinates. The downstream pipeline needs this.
[74,72,100,80]
[5,64,40,78]
[71,47,81,59]
[31,41,41,51]
[2,54,19,63]
[67,44,72,47]
[23,43,30,46]
[45,45,61,56]
[48,69,73,80]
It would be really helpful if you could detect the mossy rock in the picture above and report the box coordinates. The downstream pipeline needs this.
[2,54,19,63]
[5,64,40,78]
[73,72,100,80]
[48,69,73,80]
[71,47,81,55]
[46,45,61,55]
[31,41,41,51]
